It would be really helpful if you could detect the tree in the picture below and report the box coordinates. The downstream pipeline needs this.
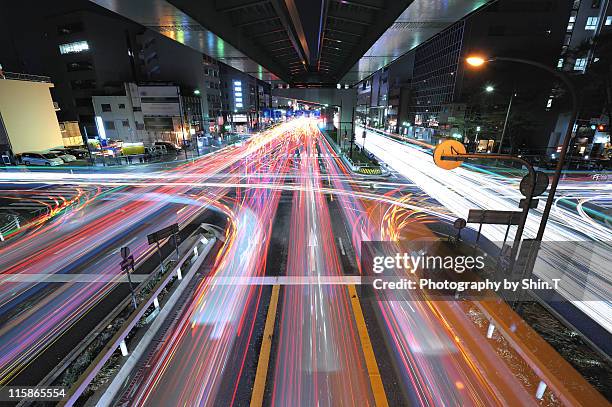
[506,111,537,154]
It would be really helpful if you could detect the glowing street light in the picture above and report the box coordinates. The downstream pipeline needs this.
[485,85,494,92]
[464,53,579,244]
[466,56,487,67]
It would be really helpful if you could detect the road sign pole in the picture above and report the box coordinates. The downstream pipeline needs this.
[127,261,137,310]
[441,151,536,260]
[156,240,165,272]
[173,232,179,260]
[120,247,137,310]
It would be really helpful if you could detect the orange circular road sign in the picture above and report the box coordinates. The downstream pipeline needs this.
[433,140,466,170]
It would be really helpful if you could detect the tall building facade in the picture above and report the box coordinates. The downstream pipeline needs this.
[358,0,572,151]
[44,8,142,137]
[219,64,271,130]
[549,0,611,159]
[0,74,64,159]
[558,0,611,72]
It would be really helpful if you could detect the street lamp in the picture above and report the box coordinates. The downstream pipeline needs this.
[466,56,487,67]
[485,85,495,92]
[465,55,579,242]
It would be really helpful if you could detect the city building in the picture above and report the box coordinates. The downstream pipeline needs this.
[0,73,64,162]
[549,0,611,159]
[219,64,271,131]
[202,55,222,130]
[42,8,143,137]
[59,121,84,147]
[357,0,571,151]
[137,29,219,131]
[0,1,216,140]
[558,0,611,72]
[91,83,203,146]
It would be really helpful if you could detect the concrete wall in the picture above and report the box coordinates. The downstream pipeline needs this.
[0,79,63,154]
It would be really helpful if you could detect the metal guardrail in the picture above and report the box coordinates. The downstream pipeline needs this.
[60,236,216,406]
[2,72,52,83]
[15,230,202,407]
[0,215,21,242]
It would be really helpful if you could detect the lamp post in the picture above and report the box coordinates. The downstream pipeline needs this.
[483,83,515,154]
[498,90,515,154]
[466,56,579,242]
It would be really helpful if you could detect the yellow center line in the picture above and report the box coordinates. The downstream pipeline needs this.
[348,284,389,407]
[250,284,280,407]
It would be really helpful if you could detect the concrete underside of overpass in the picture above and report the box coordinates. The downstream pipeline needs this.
[88,0,489,86]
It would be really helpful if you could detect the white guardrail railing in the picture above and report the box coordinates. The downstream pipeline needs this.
[60,236,216,406]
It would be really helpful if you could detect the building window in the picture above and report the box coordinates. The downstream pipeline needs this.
[104,121,115,130]
[119,103,126,109]
[557,58,564,68]
[606,16,612,25]
[133,106,142,112]
[122,120,130,127]
[585,17,599,30]
[101,104,112,112]
[59,41,90,54]
[574,58,587,71]
[567,22,574,31]
[569,15,576,23]
[136,122,145,130]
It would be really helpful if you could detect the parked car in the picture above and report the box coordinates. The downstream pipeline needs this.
[144,146,159,160]
[49,149,77,162]
[154,141,180,153]
[20,152,64,166]
[54,147,89,159]
[152,144,168,155]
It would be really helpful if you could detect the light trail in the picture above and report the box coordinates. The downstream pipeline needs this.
[321,124,606,405]
[271,122,374,406]
[355,126,612,333]
[116,121,300,406]
[0,118,606,406]
[0,122,297,386]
